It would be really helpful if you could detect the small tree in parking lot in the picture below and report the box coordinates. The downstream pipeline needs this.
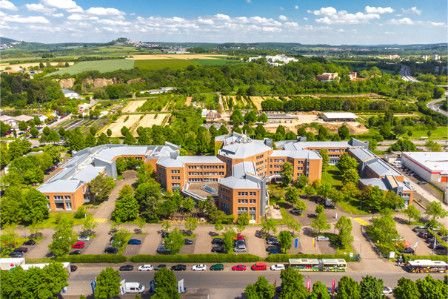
[311,211,330,235]
[261,218,278,236]
[185,217,198,233]
[222,228,236,253]
[164,228,184,254]
[403,205,421,224]
[278,231,293,253]
[236,213,250,231]
[49,218,76,257]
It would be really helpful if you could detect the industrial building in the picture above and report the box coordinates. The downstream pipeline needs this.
[402,152,448,184]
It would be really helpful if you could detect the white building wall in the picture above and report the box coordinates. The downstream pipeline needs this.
[401,155,433,182]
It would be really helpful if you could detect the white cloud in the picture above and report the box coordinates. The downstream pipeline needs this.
[4,15,50,24]
[402,7,421,15]
[311,7,381,25]
[0,0,17,11]
[279,15,288,21]
[86,7,125,17]
[390,17,414,25]
[365,6,394,14]
[26,3,55,14]
[429,21,445,27]
[41,0,82,12]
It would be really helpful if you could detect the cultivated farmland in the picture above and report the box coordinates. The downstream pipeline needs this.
[138,95,185,112]
[50,59,134,75]
[122,100,146,113]
[132,113,170,134]
[101,113,170,137]
[128,54,227,60]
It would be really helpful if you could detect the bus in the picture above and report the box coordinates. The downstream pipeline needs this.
[288,259,320,272]
[406,260,448,273]
[320,259,347,272]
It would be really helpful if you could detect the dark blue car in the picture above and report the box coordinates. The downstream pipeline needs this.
[128,239,142,245]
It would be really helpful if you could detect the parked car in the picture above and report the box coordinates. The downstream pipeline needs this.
[316,235,330,241]
[192,264,207,271]
[251,262,267,271]
[156,245,171,254]
[383,286,393,295]
[78,235,90,241]
[184,239,193,245]
[70,265,78,272]
[182,230,193,236]
[212,238,224,245]
[138,265,154,271]
[209,232,219,237]
[109,228,118,235]
[211,245,226,253]
[401,247,415,254]
[154,264,166,271]
[234,240,247,252]
[417,231,431,239]
[232,264,247,271]
[119,265,134,271]
[266,237,279,245]
[171,264,187,271]
[23,240,36,246]
[210,263,224,271]
[266,245,281,254]
[14,247,28,253]
[69,250,82,255]
[104,247,118,254]
[270,264,286,271]
[236,233,245,241]
[128,239,142,245]
[324,199,335,209]
[290,208,303,215]
[29,233,43,239]
[134,228,142,234]
[72,241,85,249]
[9,251,24,258]
[160,230,169,238]
[413,226,427,233]
[255,230,265,238]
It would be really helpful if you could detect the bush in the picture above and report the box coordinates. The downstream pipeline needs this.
[265,253,360,263]
[55,254,127,263]
[130,254,260,263]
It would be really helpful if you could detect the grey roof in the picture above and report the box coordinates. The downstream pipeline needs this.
[94,146,150,163]
[365,158,401,177]
[38,180,83,193]
[233,162,256,178]
[321,112,357,119]
[402,152,448,172]
[359,178,388,191]
[178,156,224,164]
[157,157,184,168]
[72,165,105,183]
[349,147,376,163]
[286,141,351,151]
[219,140,271,159]
[271,150,321,160]
[218,176,260,189]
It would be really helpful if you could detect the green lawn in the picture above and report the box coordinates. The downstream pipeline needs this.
[135,58,239,71]
[406,126,448,139]
[35,212,85,229]
[50,59,135,75]
[321,165,343,188]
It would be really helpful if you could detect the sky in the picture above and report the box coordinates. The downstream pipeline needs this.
[0,0,447,44]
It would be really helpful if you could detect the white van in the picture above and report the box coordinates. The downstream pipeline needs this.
[124,282,145,294]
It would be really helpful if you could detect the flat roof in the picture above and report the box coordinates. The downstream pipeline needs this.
[403,152,448,173]
[271,150,321,160]
[38,180,83,193]
[321,112,358,119]
[219,176,260,189]
[284,141,351,151]
[219,140,271,159]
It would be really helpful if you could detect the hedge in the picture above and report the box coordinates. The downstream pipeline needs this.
[130,254,260,263]
[55,254,127,263]
[401,255,448,263]
[265,254,360,263]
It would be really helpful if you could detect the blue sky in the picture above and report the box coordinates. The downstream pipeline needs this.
[1,0,447,44]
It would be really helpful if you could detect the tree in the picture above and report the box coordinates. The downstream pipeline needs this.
[88,174,115,204]
[403,205,421,224]
[49,218,75,257]
[153,268,180,299]
[285,186,300,203]
[82,213,97,232]
[389,139,417,152]
[336,154,358,173]
[112,193,139,223]
[311,210,330,235]
[279,268,308,299]
[366,213,399,249]
[164,228,184,254]
[393,277,420,299]
[244,110,258,124]
[309,281,330,299]
[416,275,448,299]
[315,204,324,215]
[8,138,31,160]
[222,228,236,253]
[336,276,360,299]
[94,268,121,299]
[0,121,11,136]
[319,149,329,172]
[185,217,198,233]
[20,188,49,225]
[244,276,275,299]
[341,168,359,184]
[426,201,448,221]
[257,112,268,123]
[335,216,353,249]
[295,175,308,188]
[281,162,293,186]
[278,230,293,253]
[230,109,243,126]
[360,275,384,299]
[261,218,278,236]
[338,124,350,140]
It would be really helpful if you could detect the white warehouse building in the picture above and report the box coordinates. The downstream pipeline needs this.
[401,152,448,184]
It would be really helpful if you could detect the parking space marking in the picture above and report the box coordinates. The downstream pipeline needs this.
[353,218,369,226]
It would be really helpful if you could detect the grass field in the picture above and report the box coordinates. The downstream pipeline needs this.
[50,59,135,75]
[135,58,239,70]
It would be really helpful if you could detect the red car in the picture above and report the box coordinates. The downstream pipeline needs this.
[236,233,245,241]
[72,241,85,249]
[251,262,267,271]
[232,264,247,271]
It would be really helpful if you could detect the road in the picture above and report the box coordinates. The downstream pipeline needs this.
[66,265,446,297]
[427,97,448,117]
[400,65,418,82]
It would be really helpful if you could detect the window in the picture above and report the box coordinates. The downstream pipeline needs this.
[65,201,72,210]
[55,202,65,210]
[171,170,180,174]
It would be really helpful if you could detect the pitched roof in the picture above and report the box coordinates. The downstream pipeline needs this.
[218,176,260,189]
[219,140,271,159]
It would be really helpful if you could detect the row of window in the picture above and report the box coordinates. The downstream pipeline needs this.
[188,165,225,169]
[187,172,225,176]
[238,199,257,204]
[237,191,257,196]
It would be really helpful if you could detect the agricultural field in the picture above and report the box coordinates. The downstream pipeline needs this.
[134,57,239,71]
[192,93,220,110]
[50,59,135,75]
[222,95,256,110]
[100,113,170,137]
[122,100,146,113]
[131,113,170,135]
[0,61,74,72]
[128,54,227,60]
[138,95,185,112]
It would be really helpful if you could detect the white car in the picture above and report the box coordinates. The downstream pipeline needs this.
[138,265,154,271]
[316,235,330,241]
[78,235,90,241]
[383,286,393,295]
[270,264,286,271]
[192,264,207,271]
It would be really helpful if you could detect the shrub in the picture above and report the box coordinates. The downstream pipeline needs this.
[130,254,259,263]
[55,254,127,263]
